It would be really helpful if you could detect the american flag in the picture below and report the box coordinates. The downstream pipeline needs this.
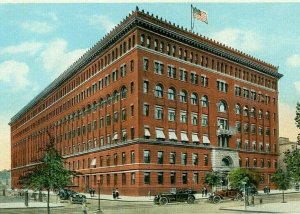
[193,7,208,24]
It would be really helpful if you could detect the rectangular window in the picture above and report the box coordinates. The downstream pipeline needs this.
[204,155,208,166]
[170,152,176,164]
[131,172,135,185]
[144,172,150,184]
[193,172,199,184]
[155,106,164,120]
[122,152,126,164]
[235,86,241,96]
[168,109,176,121]
[144,150,150,163]
[121,108,127,121]
[179,69,188,81]
[167,65,176,78]
[106,115,111,126]
[120,64,127,77]
[191,72,198,84]
[143,58,149,71]
[201,76,208,87]
[182,173,187,184]
[243,89,249,98]
[158,151,164,164]
[192,153,198,165]
[191,113,198,125]
[154,61,164,75]
[202,114,208,126]
[158,172,164,185]
[131,151,135,163]
[143,104,149,116]
[122,173,126,185]
[181,153,187,165]
[180,111,187,123]
[170,172,176,184]
[217,80,228,92]
[143,81,149,93]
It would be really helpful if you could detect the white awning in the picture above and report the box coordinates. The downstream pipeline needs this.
[156,129,165,139]
[192,133,199,142]
[90,158,96,167]
[203,135,210,144]
[181,132,189,142]
[144,128,150,137]
[113,133,118,140]
[169,130,177,140]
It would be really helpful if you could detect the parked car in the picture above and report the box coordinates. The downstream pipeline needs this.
[57,188,86,204]
[208,189,243,204]
[154,189,196,205]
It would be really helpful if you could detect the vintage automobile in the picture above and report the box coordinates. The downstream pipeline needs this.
[154,189,196,205]
[208,189,243,204]
[57,188,86,204]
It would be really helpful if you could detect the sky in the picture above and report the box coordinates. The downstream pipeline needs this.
[0,2,300,171]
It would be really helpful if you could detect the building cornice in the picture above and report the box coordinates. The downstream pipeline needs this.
[10,8,283,125]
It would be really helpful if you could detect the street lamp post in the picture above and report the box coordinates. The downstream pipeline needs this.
[242,181,247,210]
[97,179,102,213]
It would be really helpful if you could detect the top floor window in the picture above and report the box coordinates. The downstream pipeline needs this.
[140,34,145,46]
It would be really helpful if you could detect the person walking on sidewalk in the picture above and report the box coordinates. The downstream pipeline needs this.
[115,188,119,199]
[112,188,116,199]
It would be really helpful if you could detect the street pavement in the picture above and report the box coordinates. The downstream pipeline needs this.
[1,188,300,213]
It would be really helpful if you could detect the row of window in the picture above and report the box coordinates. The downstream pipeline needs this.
[140,34,277,91]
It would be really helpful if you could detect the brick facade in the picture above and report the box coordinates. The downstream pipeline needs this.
[10,8,282,196]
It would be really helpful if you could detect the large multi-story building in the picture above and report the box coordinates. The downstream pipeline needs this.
[10,8,283,196]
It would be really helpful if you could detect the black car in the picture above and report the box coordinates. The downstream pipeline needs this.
[154,189,196,205]
[57,189,86,204]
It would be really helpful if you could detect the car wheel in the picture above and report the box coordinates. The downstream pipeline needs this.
[187,196,195,204]
[159,197,168,205]
[213,196,221,204]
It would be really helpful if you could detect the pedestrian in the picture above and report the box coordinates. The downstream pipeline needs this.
[112,188,116,199]
[201,187,205,197]
[115,188,119,199]
[81,202,88,214]
[89,188,92,197]
[204,186,207,196]
[263,186,267,194]
[92,188,95,197]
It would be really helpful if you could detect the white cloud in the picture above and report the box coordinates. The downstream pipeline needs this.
[0,41,43,56]
[294,82,300,95]
[211,28,263,53]
[39,39,88,79]
[0,60,30,90]
[287,54,300,68]
[87,15,116,33]
[21,21,54,34]
[279,102,299,142]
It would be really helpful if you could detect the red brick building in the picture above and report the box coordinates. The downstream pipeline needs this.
[10,8,283,196]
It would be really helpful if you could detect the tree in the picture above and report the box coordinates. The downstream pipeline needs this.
[295,102,300,143]
[20,132,76,214]
[227,168,260,190]
[283,148,300,182]
[271,168,290,203]
[204,171,222,192]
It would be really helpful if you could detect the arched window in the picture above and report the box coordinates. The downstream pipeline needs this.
[201,95,208,107]
[168,87,176,100]
[243,106,249,116]
[221,156,232,167]
[180,90,187,103]
[218,100,227,112]
[106,94,111,105]
[155,84,163,98]
[251,107,256,118]
[191,92,198,105]
[113,90,119,103]
[121,86,127,99]
[235,104,241,114]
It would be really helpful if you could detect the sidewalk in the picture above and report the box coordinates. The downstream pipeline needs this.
[0,202,63,209]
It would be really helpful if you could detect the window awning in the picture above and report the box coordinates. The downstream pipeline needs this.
[181,132,189,142]
[144,128,151,137]
[113,133,118,140]
[203,135,210,144]
[169,130,177,140]
[192,133,199,142]
[156,129,165,139]
[90,158,96,167]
